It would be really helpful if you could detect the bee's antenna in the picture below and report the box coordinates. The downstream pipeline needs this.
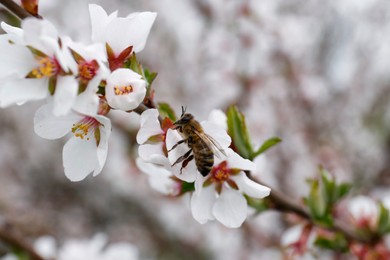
[181,106,187,116]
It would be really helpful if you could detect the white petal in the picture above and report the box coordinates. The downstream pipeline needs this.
[207,109,227,130]
[63,136,98,181]
[212,188,247,228]
[89,4,112,43]
[136,158,178,195]
[105,12,157,54]
[171,158,197,182]
[202,121,231,149]
[166,129,197,182]
[1,22,23,38]
[281,224,305,246]
[34,103,82,139]
[191,184,217,224]
[136,109,162,144]
[166,129,186,163]
[0,78,48,107]
[102,243,138,260]
[52,76,79,116]
[138,143,169,167]
[225,148,256,171]
[33,236,57,259]
[107,68,142,83]
[136,158,171,178]
[22,18,58,54]
[231,172,271,199]
[348,196,379,221]
[93,115,111,176]
[0,37,36,78]
[73,75,101,116]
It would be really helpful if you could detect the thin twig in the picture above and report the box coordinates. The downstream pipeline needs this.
[0,222,44,260]
[0,0,37,19]
[254,177,374,244]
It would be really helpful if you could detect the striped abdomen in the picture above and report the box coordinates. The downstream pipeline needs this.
[191,139,214,177]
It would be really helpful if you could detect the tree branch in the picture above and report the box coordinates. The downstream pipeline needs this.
[254,177,375,244]
[0,0,37,19]
[0,222,44,260]
[1,0,380,250]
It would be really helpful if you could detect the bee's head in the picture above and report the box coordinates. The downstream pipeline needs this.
[174,113,193,126]
[174,106,193,126]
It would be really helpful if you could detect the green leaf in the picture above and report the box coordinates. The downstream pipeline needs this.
[245,195,268,213]
[144,68,158,86]
[336,183,351,201]
[253,137,282,158]
[129,53,143,75]
[227,106,253,159]
[306,179,325,219]
[314,234,348,252]
[180,181,195,194]
[158,103,177,121]
[48,76,56,95]
[377,203,390,235]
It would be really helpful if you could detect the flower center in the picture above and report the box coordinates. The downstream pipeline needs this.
[78,60,99,83]
[31,56,59,78]
[114,85,133,95]
[211,161,230,182]
[71,116,100,141]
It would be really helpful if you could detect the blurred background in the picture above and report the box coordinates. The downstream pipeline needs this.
[1,0,390,259]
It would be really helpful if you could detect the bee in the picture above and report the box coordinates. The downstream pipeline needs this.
[169,106,227,177]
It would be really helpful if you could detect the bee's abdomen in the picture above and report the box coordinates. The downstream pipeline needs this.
[194,141,214,177]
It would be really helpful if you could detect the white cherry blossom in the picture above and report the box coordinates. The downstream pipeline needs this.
[106,68,147,111]
[135,109,180,194]
[190,148,270,228]
[0,18,76,116]
[34,234,139,260]
[34,103,111,181]
[61,38,110,115]
[347,196,379,231]
[89,4,157,55]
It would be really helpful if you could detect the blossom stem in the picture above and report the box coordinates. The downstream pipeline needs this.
[252,175,377,245]
[131,102,376,245]
[0,0,40,19]
[0,222,44,260]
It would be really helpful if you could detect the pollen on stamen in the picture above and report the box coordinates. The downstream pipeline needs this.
[71,117,100,140]
[30,56,59,79]
[211,161,230,183]
[114,85,133,96]
[78,60,99,83]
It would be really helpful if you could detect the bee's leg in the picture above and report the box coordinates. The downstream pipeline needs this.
[172,149,192,166]
[168,139,187,152]
[180,155,194,175]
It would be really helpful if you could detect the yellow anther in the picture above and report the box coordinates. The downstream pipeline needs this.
[71,117,99,140]
[78,60,98,83]
[31,56,58,78]
[211,161,230,183]
[114,85,133,95]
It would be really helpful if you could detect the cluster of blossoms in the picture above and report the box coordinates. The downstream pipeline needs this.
[282,195,390,259]
[3,234,138,260]
[0,4,156,181]
[0,3,271,229]
[136,109,270,228]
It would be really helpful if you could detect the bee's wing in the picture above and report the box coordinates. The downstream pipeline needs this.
[194,130,227,159]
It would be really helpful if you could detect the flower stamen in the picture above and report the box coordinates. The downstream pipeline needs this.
[78,60,99,83]
[211,161,230,183]
[71,116,100,140]
[30,56,59,78]
[114,85,133,95]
